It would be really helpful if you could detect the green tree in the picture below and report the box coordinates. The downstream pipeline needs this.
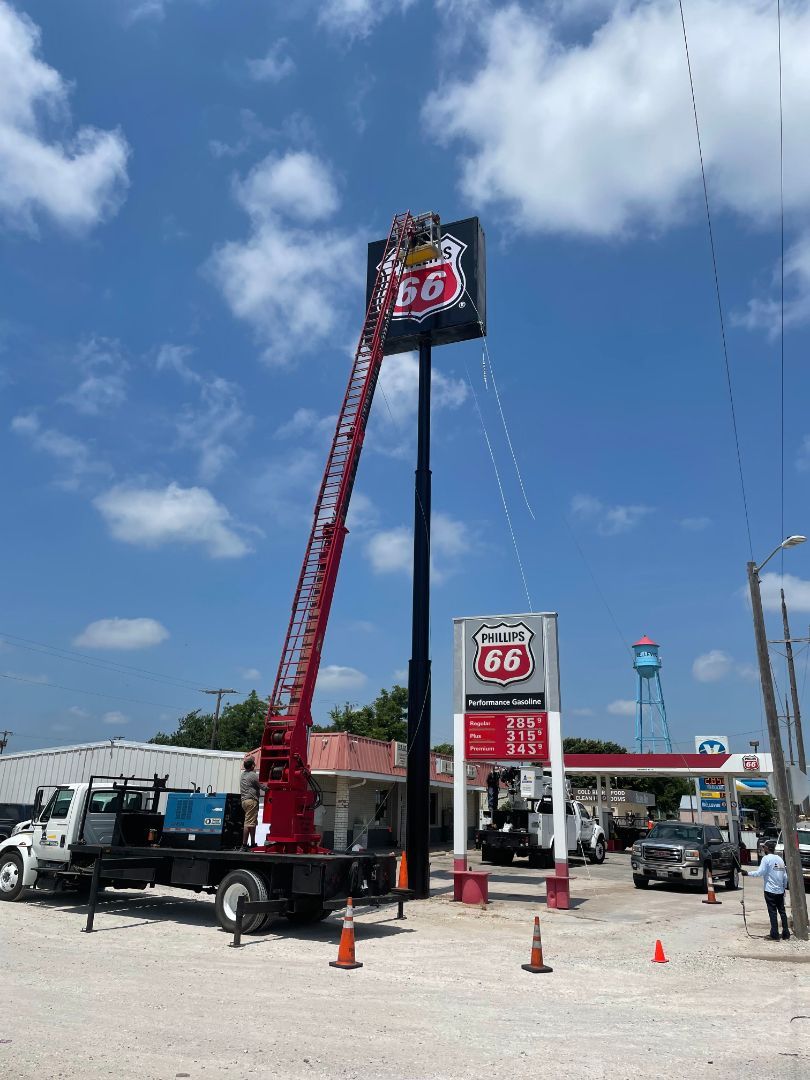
[151,710,214,748]
[741,791,776,826]
[432,742,454,756]
[150,691,269,752]
[313,684,409,742]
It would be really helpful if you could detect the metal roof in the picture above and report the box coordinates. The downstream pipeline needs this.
[0,740,244,761]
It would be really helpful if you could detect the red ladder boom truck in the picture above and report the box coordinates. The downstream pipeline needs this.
[0,211,442,936]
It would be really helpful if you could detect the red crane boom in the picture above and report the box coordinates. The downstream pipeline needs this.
[258,210,438,853]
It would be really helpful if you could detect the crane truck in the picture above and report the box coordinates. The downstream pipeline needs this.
[476,766,607,867]
[0,211,443,934]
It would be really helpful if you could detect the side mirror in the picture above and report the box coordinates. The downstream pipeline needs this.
[708,837,722,845]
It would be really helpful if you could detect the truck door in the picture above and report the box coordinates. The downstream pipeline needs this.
[575,802,594,845]
[32,787,76,863]
[565,802,577,852]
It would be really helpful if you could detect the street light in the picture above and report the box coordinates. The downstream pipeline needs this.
[747,535,809,941]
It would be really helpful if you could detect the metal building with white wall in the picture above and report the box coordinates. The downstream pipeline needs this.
[0,741,245,805]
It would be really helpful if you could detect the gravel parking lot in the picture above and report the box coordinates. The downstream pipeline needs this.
[2,849,808,1079]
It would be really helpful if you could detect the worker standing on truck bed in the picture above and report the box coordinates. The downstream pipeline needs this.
[240,758,268,851]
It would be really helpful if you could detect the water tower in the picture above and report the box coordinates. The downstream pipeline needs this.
[633,635,672,752]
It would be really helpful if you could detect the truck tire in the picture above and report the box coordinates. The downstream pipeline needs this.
[481,844,495,864]
[724,865,740,891]
[632,874,650,889]
[491,849,514,867]
[215,869,268,934]
[0,851,25,902]
[588,839,606,865]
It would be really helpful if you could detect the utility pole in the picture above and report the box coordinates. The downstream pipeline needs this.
[204,689,238,750]
[783,696,795,766]
[747,559,808,939]
[780,589,808,810]
[0,730,10,754]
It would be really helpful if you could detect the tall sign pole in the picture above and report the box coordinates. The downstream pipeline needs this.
[406,335,432,899]
[367,215,486,898]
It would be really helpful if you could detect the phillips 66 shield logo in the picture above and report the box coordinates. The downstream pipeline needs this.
[472,621,535,687]
[378,233,467,322]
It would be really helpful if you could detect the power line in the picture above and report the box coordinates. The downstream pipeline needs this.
[0,630,208,692]
[465,365,534,611]
[778,0,785,574]
[0,671,204,711]
[678,0,754,560]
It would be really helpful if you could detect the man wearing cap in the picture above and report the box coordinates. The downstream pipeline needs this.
[742,839,790,940]
[239,757,268,851]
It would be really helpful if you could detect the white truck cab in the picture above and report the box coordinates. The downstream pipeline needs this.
[0,782,146,900]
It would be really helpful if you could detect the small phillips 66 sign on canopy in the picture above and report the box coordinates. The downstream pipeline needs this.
[454,613,559,762]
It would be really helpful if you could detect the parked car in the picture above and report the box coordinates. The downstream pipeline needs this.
[631,820,739,891]
[0,803,33,842]
[774,826,810,884]
[757,825,781,861]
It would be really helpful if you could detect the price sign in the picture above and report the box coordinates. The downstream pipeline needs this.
[464,712,548,761]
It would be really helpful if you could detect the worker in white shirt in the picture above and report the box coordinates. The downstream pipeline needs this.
[742,839,790,941]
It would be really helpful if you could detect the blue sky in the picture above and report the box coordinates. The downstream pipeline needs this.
[3,0,810,757]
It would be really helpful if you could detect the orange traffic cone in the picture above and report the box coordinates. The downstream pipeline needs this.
[651,939,669,964]
[397,851,408,890]
[702,868,721,905]
[329,897,363,970]
[521,916,553,974]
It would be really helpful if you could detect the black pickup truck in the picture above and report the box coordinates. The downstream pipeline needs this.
[631,821,740,891]
[0,803,32,842]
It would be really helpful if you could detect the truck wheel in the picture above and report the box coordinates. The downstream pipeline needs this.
[215,869,268,934]
[699,865,709,893]
[492,849,514,867]
[0,852,25,902]
[589,839,606,865]
[481,844,495,864]
[724,866,740,891]
[632,874,650,889]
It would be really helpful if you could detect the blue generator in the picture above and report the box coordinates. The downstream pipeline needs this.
[161,792,243,850]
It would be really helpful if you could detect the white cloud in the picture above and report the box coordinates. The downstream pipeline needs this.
[318,0,414,40]
[571,493,652,536]
[235,150,339,224]
[275,407,337,441]
[376,351,468,426]
[239,667,262,682]
[759,572,810,614]
[74,617,169,650]
[797,435,810,473]
[366,525,411,575]
[607,699,636,717]
[316,664,368,692]
[393,667,408,683]
[64,337,128,416]
[365,512,470,582]
[11,412,110,489]
[101,710,128,727]
[0,1,129,232]
[94,482,252,558]
[155,345,249,481]
[251,448,321,526]
[571,707,594,717]
[425,2,810,238]
[247,40,295,83]
[692,649,733,683]
[346,492,380,532]
[739,232,810,335]
[208,151,360,364]
[680,516,711,532]
[69,705,90,718]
